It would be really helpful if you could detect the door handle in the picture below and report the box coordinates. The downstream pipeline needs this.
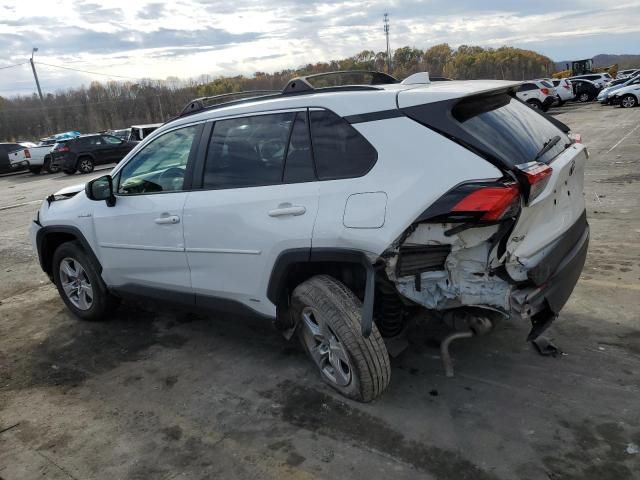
[154,215,180,224]
[268,204,306,217]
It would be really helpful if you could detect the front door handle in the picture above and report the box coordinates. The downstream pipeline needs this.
[268,203,306,217]
[154,215,180,225]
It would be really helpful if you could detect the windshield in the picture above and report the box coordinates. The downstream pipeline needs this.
[452,94,569,165]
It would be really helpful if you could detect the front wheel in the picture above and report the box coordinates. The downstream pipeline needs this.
[291,275,391,402]
[77,157,95,174]
[28,166,42,175]
[578,92,591,102]
[620,94,637,108]
[52,241,118,321]
[44,156,60,173]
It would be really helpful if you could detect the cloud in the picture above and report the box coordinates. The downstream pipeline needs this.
[0,0,638,96]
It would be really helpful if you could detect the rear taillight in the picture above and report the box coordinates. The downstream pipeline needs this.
[540,88,550,95]
[24,149,31,159]
[58,145,70,153]
[452,184,520,221]
[416,180,521,225]
[515,162,553,203]
[568,133,582,144]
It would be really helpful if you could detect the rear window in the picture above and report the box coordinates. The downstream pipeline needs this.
[451,94,569,166]
[540,80,553,88]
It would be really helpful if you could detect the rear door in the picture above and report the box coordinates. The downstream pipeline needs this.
[101,135,130,162]
[183,110,319,317]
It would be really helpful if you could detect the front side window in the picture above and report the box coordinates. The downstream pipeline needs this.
[309,110,377,180]
[117,125,198,195]
[203,113,295,189]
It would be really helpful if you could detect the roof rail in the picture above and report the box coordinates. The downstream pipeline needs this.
[178,90,281,117]
[282,70,398,93]
[176,70,398,119]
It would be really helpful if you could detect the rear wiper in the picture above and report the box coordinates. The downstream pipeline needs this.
[533,135,561,162]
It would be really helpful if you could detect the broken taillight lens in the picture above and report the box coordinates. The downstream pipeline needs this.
[515,161,553,203]
[452,183,521,221]
[415,180,521,225]
[568,132,582,144]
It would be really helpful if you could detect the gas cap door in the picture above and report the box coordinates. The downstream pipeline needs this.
[343,192,388,229]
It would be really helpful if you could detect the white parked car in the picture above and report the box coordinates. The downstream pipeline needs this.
[551,78,575,104]
[515,80,556,111]
[616,69,639,80]
[611,82,640,108]
[598,76,640,104]
[568,73,611,89]
[30,72,589,401]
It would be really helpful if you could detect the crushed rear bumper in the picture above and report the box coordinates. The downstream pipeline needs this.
[511,213,589,339]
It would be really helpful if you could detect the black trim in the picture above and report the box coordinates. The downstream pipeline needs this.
[36,225,102,277]
[344,109,404,124]
[109,284,275,321]
[268,248,376,337]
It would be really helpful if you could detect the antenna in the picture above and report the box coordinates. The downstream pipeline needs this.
[383,13,391,74]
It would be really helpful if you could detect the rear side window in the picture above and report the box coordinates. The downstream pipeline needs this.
[452,94,569,165]
[309,110,377,180]
[203,113,295,189]
[283,112,315,183]
[518,83,537,92]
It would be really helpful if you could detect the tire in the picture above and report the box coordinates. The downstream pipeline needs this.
[52,241,118,321]
[556,99,565,107]
[292,275,391,402]
[44,156,60,173]
[620,94,637,108]
[63,169,76,175]
[578,92,590,103]
[77,156,94,174]
[526,99,543,110]
[28,166,42,175]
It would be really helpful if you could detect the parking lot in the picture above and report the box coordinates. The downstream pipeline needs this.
[0,102,639,479]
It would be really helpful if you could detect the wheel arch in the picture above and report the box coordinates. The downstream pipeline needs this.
[36,225,102,280]
[268,248,376,337]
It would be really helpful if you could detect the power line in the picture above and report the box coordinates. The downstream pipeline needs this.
[0,62,29,71]
[35,61,142,80]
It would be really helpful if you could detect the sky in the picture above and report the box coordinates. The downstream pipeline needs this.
[1,0,639,96]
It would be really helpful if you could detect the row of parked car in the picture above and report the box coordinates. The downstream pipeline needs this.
[0,123,161,175]
[516,69,640,112]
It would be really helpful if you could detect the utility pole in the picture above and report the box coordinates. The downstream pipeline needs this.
[29,47,51,132]
[157,94,165,120]
[383,13,392,74]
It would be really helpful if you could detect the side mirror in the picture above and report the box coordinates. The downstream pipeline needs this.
[85,175,116,207]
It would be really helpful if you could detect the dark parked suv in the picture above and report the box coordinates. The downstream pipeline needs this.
[50,134,137,174]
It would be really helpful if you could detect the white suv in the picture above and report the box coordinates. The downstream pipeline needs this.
[515,81,555,111]
[31,72,589,402]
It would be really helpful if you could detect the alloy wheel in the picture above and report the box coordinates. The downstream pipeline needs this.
[79,158,94,173]
[579,93,589,102]
[299,307,353,387]
[59,257,93,310]
[622,96,636,108]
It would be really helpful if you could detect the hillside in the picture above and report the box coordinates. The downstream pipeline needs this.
[555,54,640,71]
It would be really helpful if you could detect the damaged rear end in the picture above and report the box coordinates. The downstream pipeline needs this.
[382,86,588,341]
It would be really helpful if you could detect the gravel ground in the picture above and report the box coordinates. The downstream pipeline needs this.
[0,102,639,480]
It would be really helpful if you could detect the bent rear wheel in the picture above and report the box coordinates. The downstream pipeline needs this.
[292,275,391,402]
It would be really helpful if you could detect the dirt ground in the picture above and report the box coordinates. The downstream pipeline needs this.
[1,102,639,480]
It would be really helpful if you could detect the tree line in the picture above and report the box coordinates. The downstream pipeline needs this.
[0,44,554,141]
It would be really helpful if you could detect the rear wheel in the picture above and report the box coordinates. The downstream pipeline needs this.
[578,92,590,102]
[44,156,60,173]
[526,99,543,110]
[291,275,391,402]
[77,157,94,174]
[620,94,637,108]
[52,241,118,321]
[28,166,42,174]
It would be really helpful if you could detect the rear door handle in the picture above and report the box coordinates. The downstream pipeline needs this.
[268,204,306,217]
[154,215,180,224]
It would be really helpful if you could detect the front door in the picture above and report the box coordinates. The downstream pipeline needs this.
[92,124,202,296]
[183,111,319,317]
